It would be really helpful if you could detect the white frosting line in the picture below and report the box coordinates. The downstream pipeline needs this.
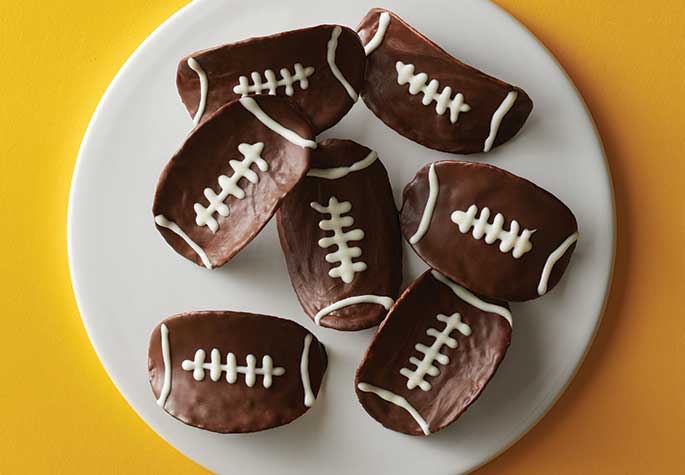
[431,270,512,326]
[357,382,430,435]
[396,62,471,124]
[181,349,285,388]
[239,97,317,149]
[233,64,315,97]
[363,11,391,56]
[306,150,378,180]
[300,334,315,407]
[399,312,471,391]
[327,26,358,101]
[193,142,268,233]
[537,232,579,295]
[484,91,518,152]
[314,294,394,325]
[187,57,208,126]
[156,323,172,408]
[310,197,367,283]
[409,163,439,244]
[154,215,212,269]
[450,204,534,258]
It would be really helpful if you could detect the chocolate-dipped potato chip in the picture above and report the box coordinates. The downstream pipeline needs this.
[276,139,402,331]
[149,311,327,433]
[400,161,579,301]
[355,270,512,436]
[357,8,533,154]
[177,24,365,133]
[153,95,315,269]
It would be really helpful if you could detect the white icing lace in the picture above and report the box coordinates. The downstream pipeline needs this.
[399,313,471,391]
[396,61,471,124]
[451,204,534,258]
[310,196,367,284]
[233,64,315,97]
[181,348,285,388]
[193,142,268,233]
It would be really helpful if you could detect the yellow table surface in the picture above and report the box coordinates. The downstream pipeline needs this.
[1,0,683,473]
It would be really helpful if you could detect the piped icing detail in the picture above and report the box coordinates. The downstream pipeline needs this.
[431,270,512,326]
[327,26,358,101]
[233,64,315,97]
[239,97,317,149]
[181,349,285,388]
[314,295,394,325]
[484,91,518,152]
[450,204,534,258]
[156,324,172,407]
[154,215,212,269]
[399,313,471,392]
[538,232,578,295]
[194,143,268,233]
[187,57,208,126]
[300,334,315,407]
[306,150,378,180]
[409,163,439,244]
[363,11,390,56]
[357,382,430,435]
[396,62,471,124]
[310,197,367,283]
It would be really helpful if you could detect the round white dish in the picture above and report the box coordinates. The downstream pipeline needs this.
[67,0,614,473]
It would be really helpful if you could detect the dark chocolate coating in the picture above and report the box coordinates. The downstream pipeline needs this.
[153,95,313,269]
[355,270,512,436]
[148,311,327,433]
[400,161,578,301]
[177,24,365,133]
[276,139,402,331]
[357,8,533,154]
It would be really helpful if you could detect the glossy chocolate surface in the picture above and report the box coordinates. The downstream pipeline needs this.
[148,311,327,433]
[277,139,402,331]
[357,8,533,154]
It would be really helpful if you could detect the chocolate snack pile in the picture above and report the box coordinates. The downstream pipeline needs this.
[146,8,579,437]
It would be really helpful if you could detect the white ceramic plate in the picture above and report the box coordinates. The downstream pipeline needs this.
[68,0,614,473]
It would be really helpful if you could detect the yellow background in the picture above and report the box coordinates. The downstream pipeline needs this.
[0,0,682,473]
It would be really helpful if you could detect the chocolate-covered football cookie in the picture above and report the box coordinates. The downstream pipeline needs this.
[276,139,402,331]
[153,95,316,269]
[177,24,365,133]
[400,161,579,301]
[355,270,512,436]
[148,311,327,433]
[357,8,533,154]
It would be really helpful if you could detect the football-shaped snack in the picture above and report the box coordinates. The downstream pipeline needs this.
[276,139,402,331]
[357,8,533,154]
[355,270,512,436]
[148,311,327,433]
[400,161,579,301]
[153,95,316,269]
[177,24,365,133]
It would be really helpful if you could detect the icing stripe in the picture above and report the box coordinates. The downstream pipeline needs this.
[156,324,172,407]
[484,91,518,152]
[314,294,394,325]
[300,334,315,407]
[363,12,391,56]
[307,150,378,180]
[357,382,430,435]
[537,232,578,295]
[327,26,358,101]
[409,163,439,244]
[239,97,317,149]
[155,215,213,269]
[431,270,512,326]
[187,57,208,126]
